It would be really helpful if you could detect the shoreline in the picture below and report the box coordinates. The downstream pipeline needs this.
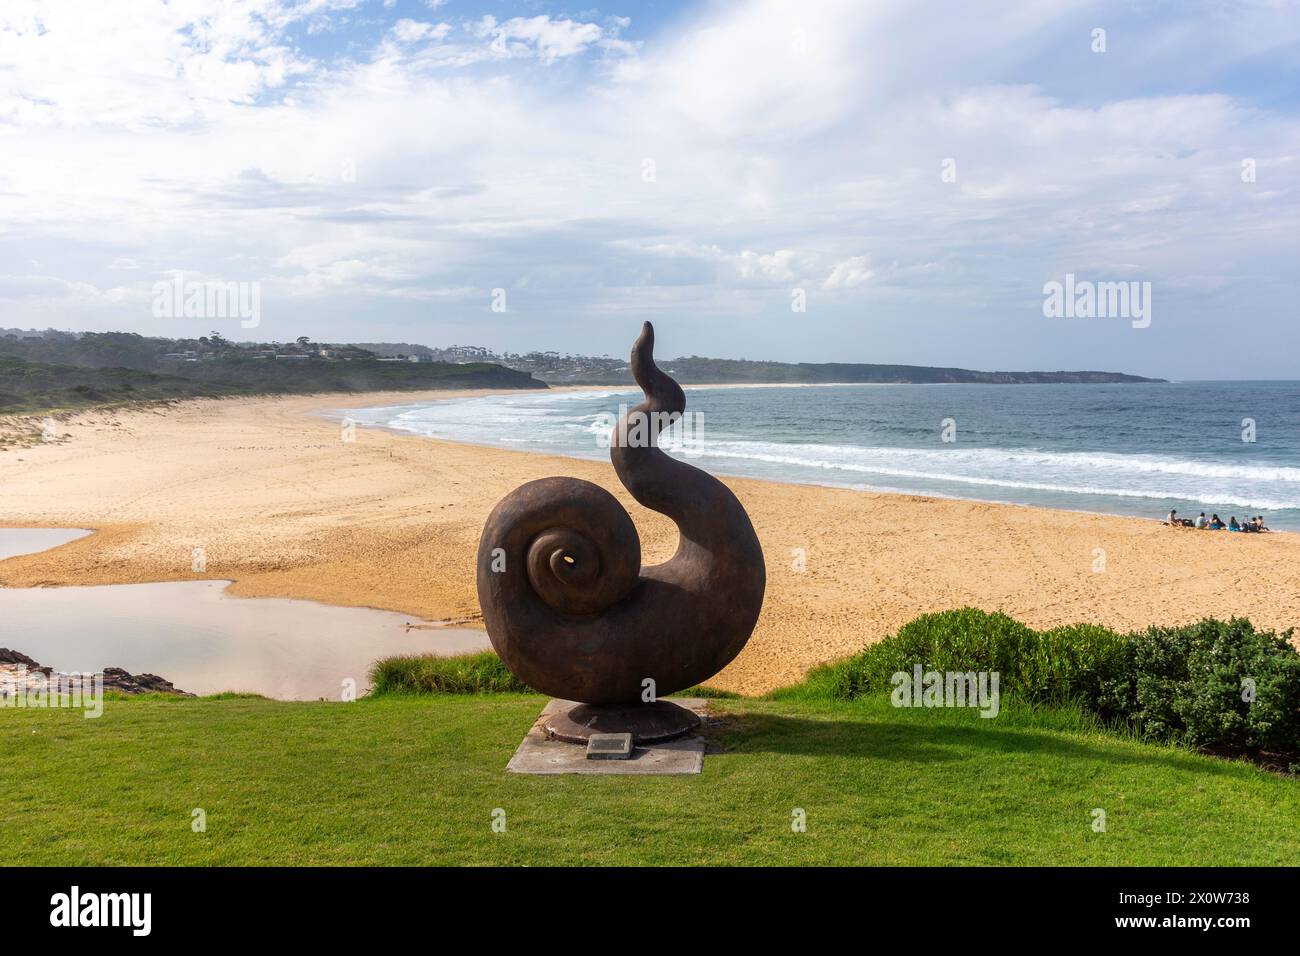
[2,389,1299,695]
[329,387,1300,536]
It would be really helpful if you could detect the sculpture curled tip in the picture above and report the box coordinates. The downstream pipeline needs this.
[631,320,685,416]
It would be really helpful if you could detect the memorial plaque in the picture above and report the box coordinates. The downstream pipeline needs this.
[586,732,634,760]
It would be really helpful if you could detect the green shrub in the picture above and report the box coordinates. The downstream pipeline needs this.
[1119,618,1300,753]
[790,613,1045,702]
[778,608,1300,760]
[1032,623,1133,718]
[368,652,532,696]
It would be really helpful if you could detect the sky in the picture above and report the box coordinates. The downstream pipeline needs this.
[0,0,1297,380]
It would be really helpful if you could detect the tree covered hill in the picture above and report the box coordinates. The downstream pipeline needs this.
[0,331,543,414]
[0,354,233,414]
[0,329,1164,418]
[355,341,1166,385]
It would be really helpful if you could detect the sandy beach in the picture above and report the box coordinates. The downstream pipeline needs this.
[2,390,1298,695]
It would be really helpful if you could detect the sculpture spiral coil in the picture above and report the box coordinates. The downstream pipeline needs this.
[476,321,766,706]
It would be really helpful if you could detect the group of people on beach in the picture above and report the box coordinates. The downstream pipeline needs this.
[1167,509,1270,532]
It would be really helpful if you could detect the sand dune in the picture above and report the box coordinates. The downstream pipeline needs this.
[2,391,1298,695]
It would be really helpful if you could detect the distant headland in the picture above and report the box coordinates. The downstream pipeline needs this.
[356,341,1167,386]
[0,329,1164,417]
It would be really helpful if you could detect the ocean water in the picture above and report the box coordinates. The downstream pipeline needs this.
[341,381,1300,530]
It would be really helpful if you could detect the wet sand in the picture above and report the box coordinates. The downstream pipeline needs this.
[2,391,1299,695]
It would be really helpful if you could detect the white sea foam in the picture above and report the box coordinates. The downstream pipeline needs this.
[695,440,1300,484]
[336,387,1300,521]
[684,441,1300,510]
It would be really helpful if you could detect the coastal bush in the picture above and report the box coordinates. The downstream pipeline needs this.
[368,652,531,696]
[791,609,1097,704]
[1030,623,1133,718]
[1117,618,1300,754]
[779,608,1300,760]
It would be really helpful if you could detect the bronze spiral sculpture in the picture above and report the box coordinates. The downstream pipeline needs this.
[476,321,766,742]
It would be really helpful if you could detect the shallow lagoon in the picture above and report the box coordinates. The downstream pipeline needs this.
[0,528,91,561]
[0,530,490,699]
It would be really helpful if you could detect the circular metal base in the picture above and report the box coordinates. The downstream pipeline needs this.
[544,700,701,744]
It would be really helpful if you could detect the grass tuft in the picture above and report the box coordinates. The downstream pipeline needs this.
[672,684,742,699]
[367,652,739,699]
[368,651,532,696]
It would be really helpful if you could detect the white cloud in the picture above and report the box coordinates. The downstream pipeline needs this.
[0,0,1297,377]
[0,0,332,129]
[390,19,451,44]
[474,15,606,63]
[611,241,802,286]
[823,257,874,290]
[734,249,797,283]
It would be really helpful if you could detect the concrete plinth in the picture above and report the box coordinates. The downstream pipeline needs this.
[506,698,708,775]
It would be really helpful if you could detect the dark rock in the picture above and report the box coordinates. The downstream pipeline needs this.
[1,650,193,696]
[0,647,46,670]
[101,666,193,696]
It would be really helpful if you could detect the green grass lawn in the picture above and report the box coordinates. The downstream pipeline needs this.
[2,692,1296,866]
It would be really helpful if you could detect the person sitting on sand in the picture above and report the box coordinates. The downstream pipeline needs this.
[1168,509,1179,526]
[1229,517,1240,531]
[1209,514,1225,530]
[1255,516,1270,532]
[1194,512,1207,529]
